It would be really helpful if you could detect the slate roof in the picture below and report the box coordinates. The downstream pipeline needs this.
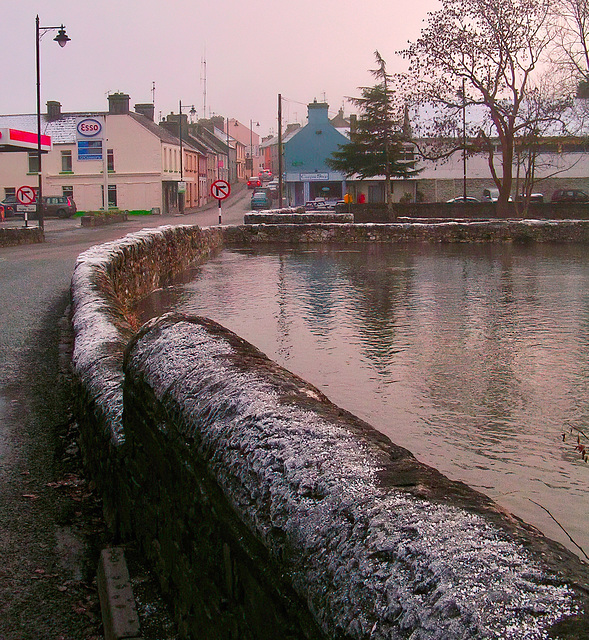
[0,112,99,144]
[0,110,195,149]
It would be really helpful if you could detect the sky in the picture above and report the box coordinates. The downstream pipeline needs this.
[2,0,441,138]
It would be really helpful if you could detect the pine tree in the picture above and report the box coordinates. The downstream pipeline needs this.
[327,51,418,212]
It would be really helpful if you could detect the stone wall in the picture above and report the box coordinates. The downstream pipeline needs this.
[225,219,589,246]
[0,227,44,247]
[70,222,589,639]
[70,225,223,529]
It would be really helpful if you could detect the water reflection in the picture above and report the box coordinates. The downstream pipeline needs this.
[136,243,589,559]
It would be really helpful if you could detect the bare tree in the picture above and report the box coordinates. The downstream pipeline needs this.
[513,81,573,214]
[402,0,555,214]
[548,0,589,93]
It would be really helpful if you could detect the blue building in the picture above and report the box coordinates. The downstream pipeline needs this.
[284,100,349,206]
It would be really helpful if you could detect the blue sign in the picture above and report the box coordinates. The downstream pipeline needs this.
[76,118,103,138]
[78,140,103,160]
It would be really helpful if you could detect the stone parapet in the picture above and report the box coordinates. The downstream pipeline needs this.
[70,222,589,639]
[0,227,44,247]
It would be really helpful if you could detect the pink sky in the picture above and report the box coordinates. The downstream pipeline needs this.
[2,0,441,136]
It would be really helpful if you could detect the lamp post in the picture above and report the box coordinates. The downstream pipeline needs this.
[178,100,196,214]
[461,79,467,201]
[36,15,70,230]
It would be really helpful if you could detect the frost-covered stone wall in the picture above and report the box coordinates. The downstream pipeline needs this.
[226,219,589,245]
[70,225,223,527]
[70,222,589,639]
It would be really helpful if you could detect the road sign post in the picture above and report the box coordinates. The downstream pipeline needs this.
[17,185,37,228]
[210,179,230,225]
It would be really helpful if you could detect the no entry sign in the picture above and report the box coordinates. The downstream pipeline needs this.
[211,179,230,200]
[16,185,37,205]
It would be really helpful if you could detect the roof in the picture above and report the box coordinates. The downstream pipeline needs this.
[0,112,96,144]
[260,127,302,149]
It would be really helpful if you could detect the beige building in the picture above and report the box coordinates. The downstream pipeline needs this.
[0,93,208,215]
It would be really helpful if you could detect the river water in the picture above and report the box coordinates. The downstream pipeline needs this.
[137,242,589,560]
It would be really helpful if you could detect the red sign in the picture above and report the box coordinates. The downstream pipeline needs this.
[211,179,230,200]
[0,128,51,152]
[16,185,37,205]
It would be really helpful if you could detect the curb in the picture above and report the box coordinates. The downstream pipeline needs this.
[97,547,143,640]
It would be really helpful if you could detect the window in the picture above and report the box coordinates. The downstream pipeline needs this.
[28,152,39,174]
[62,185,73,198]
[399,145,415,162]
[61,150,72,172]
[101,184,117,208]
[108,184,117,208]
[107,149,115,172]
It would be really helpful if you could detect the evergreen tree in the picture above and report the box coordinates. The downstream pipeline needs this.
[327,51,418,211]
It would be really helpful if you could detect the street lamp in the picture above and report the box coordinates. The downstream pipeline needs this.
[178,100,196,214]
[36,15,70,230]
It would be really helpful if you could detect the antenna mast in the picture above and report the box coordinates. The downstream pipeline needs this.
[201,52,207,118]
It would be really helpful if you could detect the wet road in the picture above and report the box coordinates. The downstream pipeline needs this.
[0,186,250,639]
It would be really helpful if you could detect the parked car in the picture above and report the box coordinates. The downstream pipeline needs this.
[258,169,273,181]
[27,195,77,219]
[247,176,262,189]
[253,187,273,200]
[517,193,544,202]
[250,191,271,210]
[482,188,513,202]
[0,195,19,218]
[446,196,480,203]
[551,189,589,203]
[305,198,329,210]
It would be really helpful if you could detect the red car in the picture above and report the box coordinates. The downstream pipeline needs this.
[247,176,262,189]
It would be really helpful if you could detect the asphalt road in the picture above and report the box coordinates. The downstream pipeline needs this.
[0,185,251,639]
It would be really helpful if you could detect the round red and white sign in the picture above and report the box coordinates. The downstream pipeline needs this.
[16,185,37,205]
[211,179,230,200]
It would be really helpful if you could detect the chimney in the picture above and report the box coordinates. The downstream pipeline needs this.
[134,103,155,121]
[108,92,130,114]
[46,101,62,120]
[307,99,330,125]
[210,115,225,132]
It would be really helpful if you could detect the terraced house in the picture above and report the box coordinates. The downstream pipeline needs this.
[0,93,219,215]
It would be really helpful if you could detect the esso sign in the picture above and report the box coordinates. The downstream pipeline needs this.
[77,118,102,137]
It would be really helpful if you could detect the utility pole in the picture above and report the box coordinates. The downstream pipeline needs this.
[278,93,283,208]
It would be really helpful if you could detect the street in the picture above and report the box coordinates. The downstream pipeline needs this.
[0,185,250,639]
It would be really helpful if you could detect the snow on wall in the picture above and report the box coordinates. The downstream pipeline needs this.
[71,224,223,445]
[124,313,586,640]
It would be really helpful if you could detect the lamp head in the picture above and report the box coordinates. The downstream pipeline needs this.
[54,26,70,47]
